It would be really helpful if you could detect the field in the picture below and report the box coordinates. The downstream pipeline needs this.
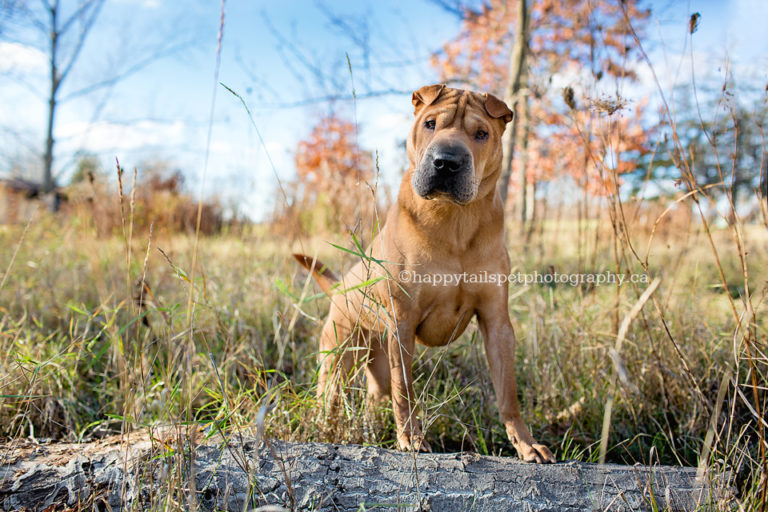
[3,0,768,509]
[1,201,765,508]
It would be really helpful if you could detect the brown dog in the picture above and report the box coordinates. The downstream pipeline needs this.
[294,84,555,463]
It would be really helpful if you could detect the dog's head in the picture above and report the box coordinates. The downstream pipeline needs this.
[407,84,513,205]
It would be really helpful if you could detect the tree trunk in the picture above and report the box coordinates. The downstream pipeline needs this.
[519,70,531,239]
[43,0,60,201]
[499,0,529,209]
[525,180,537,244]
[0,432,730,511]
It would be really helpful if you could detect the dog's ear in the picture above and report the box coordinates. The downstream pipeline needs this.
[412,84,445,112]
[484,93,514,124]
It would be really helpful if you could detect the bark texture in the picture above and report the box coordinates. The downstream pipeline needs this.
[499,0,529,208]
[1,432,728,511]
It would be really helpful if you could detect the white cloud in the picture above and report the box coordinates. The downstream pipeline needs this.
[57,119,186,152]
[0,42,47,74]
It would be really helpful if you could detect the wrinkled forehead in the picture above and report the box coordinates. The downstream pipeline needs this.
[421,89,490,125]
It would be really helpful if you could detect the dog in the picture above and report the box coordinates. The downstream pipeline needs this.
[294,84,555,463]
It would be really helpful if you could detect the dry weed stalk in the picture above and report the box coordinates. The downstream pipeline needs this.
[621,3,766,507]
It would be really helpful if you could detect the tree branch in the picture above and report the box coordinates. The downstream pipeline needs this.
[59,38,194,102]
[57,0,104,85]
[426,0,467,18]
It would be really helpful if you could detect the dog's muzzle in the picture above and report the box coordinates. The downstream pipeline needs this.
[412,143,476,204]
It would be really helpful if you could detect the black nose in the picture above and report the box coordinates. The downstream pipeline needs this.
[433,153,462,173]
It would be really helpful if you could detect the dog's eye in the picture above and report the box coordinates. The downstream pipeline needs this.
[475,129,488,141]
[424,119,436,130]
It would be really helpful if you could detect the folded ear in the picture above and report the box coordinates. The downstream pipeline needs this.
[412,84,446,112]
[484,93,514,123]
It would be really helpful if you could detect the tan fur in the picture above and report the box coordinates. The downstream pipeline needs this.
[294,84,555,463]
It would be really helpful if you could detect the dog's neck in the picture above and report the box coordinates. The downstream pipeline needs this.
[397,166,504,250]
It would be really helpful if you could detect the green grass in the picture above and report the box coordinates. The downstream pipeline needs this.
[0,211,765,508]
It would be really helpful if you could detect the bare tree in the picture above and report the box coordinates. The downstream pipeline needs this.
[1,0,192,207]
[40,0,103,195]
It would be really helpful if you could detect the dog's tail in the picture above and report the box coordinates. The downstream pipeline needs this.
[293,253,339,296]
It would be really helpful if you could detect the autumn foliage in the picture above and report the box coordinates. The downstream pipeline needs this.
[273,113,379,236]
[432,0,651,199]
[268,1,657,239]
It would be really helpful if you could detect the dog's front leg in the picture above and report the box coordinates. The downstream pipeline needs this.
[386,321,430,452]
[477,305,555,463]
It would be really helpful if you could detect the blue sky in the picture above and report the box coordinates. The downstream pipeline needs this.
[1,0,766,220]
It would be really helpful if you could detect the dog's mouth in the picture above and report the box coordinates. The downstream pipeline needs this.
[422,189,472,205]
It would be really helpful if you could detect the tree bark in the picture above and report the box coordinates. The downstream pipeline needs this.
[1,432,730,511]
[525,180,537,244]
[42,0,59,197]
[518,68,531,238]
[499,0,529,210]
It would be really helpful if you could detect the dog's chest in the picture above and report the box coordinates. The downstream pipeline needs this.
[409,262,488,347]
[379,210,509,346]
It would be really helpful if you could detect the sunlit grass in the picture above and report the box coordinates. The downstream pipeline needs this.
[1,195,765,508]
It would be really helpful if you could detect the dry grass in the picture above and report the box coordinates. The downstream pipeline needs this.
[64,162,229,238]
[0,199,765,507]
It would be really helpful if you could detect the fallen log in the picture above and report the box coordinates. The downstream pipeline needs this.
[1,430,729,511]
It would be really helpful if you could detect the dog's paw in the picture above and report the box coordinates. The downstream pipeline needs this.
[515,441,556,464]
[398,432,432,453]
